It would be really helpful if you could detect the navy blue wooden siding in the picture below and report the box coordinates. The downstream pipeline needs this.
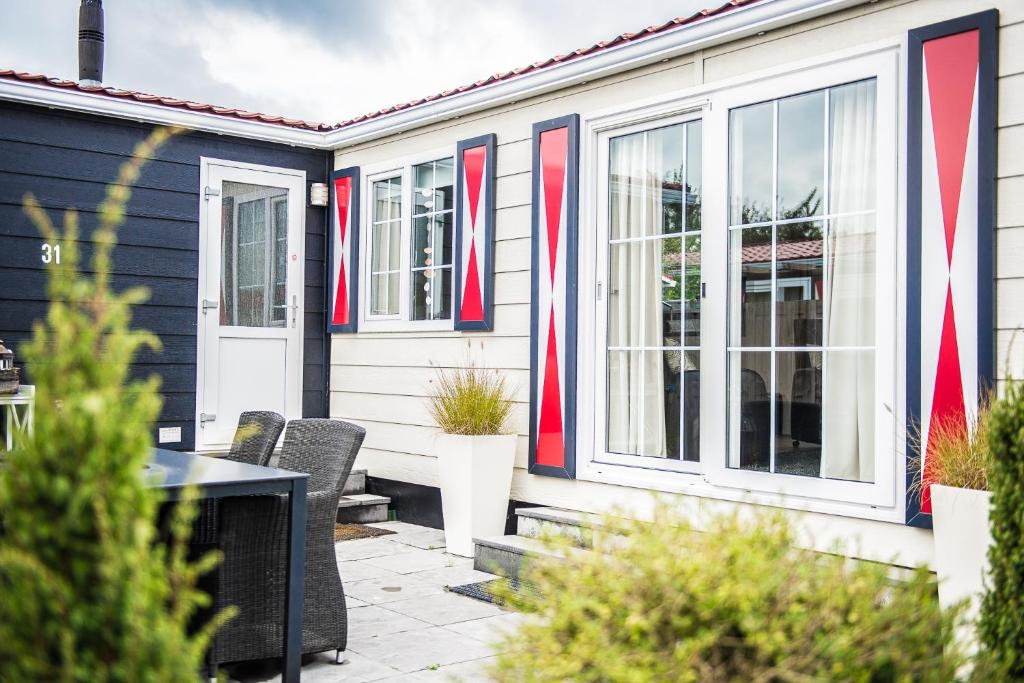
[0,101,331,450]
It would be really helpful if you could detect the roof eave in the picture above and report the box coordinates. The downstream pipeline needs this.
[322,0,870,150]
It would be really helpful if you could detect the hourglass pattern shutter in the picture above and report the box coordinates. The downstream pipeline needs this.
[454,134,497,331]
[327,166,360,333]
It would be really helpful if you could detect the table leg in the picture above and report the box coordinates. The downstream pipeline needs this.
[282,477,307,683]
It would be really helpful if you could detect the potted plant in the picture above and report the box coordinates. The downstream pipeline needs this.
[913,404,992,654]
[429,367,516,557]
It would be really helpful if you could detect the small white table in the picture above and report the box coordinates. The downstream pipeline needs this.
[0,385,34,451]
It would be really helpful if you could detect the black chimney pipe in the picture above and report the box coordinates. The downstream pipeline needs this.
[78,0,104,86]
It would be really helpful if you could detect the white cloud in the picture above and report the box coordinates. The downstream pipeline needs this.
[0,0,710,123]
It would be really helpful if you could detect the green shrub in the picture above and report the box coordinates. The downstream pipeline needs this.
[427,367,513,435]
[492,507,960,682]
[979,380,1024,679]
[0,127,231,682]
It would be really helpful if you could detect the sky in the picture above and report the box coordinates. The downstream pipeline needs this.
[0,0,712,125]
[0,0,712,124]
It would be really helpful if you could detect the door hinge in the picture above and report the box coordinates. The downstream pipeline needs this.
[201,299,219,314]
[199,413,217,426]
[203,186,221,201]
[596,281,603,301]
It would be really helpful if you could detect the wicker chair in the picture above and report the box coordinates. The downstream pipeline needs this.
[210,418,366,670]
[227,411,286,466]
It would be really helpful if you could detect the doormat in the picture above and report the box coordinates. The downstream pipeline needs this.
[447,577,538,608]
[334,523,396,542]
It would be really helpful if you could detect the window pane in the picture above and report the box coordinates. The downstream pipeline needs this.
[222,182,286,328]
[609,132,645,240]
[729,102,773,225]
[414,158,454,214]
[683,352,700,462]
[777,91,825,219]
[775,350,822,477]
[829,79,876,213]
[607,351,640,454]
[648,124,685,235]
[683,235,701,347]
[433,157,455,212]
[822,349,874,482]
[371,222,400,274]
[775,222,823,347]
[370,273,399,316]
[728,351,772,471]
[607,242,642,348]
[685,120,702,230]
[729,227,772,347]
[827,217,875,347]
[641,350,679,458]
[649,236,680,348]
[412,267,451,321]
[412,213,452,269]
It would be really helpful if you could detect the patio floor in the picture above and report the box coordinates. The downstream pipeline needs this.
[229,520,521,682]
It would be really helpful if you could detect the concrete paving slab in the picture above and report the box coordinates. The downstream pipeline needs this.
[347,625,495,673]
[383,591,506,626]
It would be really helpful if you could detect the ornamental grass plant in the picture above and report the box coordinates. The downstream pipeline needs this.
[428,367,513,436]
[0,127,232,682]
[910,401,992,493]
[492,506,961,682]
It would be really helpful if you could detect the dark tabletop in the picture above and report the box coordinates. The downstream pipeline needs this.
[148,448,307,490]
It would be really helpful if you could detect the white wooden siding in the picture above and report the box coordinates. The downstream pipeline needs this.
[330,0,1024,569]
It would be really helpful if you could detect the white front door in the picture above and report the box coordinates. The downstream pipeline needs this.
[196,159,305,451]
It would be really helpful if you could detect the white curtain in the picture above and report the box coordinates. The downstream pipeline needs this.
[607,133,668,457]
[823,80,876,482]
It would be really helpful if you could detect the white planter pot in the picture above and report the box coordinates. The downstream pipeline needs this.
[436,433,518,557]
[931,484,992,655]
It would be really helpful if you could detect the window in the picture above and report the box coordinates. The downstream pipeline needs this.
[221,181,289,328]
[585,51,897,513]
[362,155,455,328]
[605,121,702,466]
[727,80,878,484]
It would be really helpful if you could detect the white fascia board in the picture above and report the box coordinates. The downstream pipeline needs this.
[322,0,869,149]
[0,0,868,151]
[0,78,326,148]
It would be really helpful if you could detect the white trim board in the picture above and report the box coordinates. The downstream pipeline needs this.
[0,0,870,152]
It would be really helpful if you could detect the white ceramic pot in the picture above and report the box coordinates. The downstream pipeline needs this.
[436,433,518,557]
[931,484,992,655]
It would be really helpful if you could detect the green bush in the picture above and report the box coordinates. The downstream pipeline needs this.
[427,367,513,435]
[979,380,1024,679]
[492,507,960,682]
[0,127,231,682]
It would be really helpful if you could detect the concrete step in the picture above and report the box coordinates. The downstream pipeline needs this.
[473,533,592,580]
[336,493,390,524]
[514,506,624,550]
[341,468,367,496]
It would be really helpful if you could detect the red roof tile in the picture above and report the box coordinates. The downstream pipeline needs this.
[0,0,761,133]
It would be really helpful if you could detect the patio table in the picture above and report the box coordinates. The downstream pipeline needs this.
[149,448,308,683]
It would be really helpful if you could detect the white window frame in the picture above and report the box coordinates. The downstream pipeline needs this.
[593,111,707,476]
[576,43,902,521]
[358,146,457,332]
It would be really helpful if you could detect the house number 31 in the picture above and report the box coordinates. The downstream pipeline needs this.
[41,242,61,264]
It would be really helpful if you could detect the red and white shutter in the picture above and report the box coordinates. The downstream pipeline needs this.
[454,134,496,331]
[328,166,360,333]
[907,11,996,526]
[529,115,579,479]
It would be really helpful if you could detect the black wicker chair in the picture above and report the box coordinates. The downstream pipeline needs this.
[227,411,287,466]
[210,418,366,670]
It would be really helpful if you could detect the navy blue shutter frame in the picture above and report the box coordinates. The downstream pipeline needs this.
[528,114,580,479]
[453,133,497,332]
[327,166,360,334]
[905,10,998,527]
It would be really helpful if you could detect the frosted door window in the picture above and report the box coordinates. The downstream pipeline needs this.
[606,120,702,462]
[726,79,876,483]
[221,181,288,328]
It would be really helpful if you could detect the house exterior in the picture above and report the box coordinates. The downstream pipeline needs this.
[0,0,1020,569]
